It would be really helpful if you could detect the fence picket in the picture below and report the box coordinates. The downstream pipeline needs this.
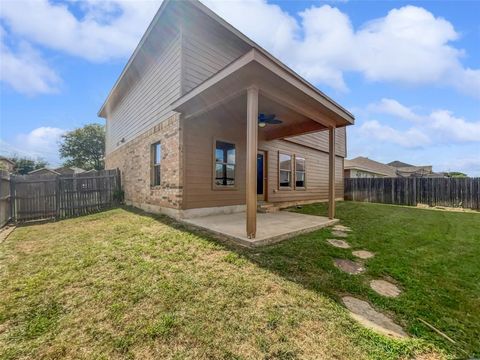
[345,177,479,210]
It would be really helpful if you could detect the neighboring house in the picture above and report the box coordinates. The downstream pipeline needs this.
[98,0,354,239]
[0,157,15,173]
[344,157,397,178]
[388,160,444,178]
[28,168,60,176]
[54,166,86,175]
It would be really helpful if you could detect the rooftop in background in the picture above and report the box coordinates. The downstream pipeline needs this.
[388,160,414,168]
[345,157,397,177]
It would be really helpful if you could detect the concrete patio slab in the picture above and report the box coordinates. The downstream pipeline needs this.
[181,211,338,247]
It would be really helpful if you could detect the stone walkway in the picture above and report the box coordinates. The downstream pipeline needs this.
[352,250,374,259]
[370,280,402,298]
[329,223,407,338]
[327,239,351,249]
[334,259,365,274]
[342,296,407,338]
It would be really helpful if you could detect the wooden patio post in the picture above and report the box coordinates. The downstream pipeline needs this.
[246,87,258,238]
[328,127,336,219]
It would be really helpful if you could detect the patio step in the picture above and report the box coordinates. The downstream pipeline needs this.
[257,202,279,213]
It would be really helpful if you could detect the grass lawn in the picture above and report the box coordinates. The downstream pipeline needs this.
[286,202,480,358]
[0,203,477,359]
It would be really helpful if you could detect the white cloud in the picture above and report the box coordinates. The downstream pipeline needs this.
[203,1,480,97]
[0,0,162,62]
[429,110,480,142]
[0,26,60,95]
[2,127,67,165]
[367,98,480,144]
[367,98,423,122]
[359,120,430,148]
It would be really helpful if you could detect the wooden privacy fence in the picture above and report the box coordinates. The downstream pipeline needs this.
[345,177,480,210]
[0,170,11,227]
[5,169,121,224]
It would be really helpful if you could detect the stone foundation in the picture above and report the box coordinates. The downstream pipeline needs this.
[105,114,183,210]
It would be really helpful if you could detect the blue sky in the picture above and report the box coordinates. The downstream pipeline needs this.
[1,0,479,175]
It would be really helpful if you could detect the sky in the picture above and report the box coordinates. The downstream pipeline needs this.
[0,0,479,175]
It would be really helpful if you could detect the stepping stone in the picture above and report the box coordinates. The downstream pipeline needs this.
[352,250,374,259]
[342,296,407,338]
[327,239,351,249]
[334,259,365,274]
[331,230,348,238]
[333,225,352,232]
[370,280,401,298]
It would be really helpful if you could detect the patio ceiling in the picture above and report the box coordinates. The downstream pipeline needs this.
[171,49,354,138]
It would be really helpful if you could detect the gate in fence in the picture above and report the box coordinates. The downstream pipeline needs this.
[2,169,121,224]
[344,177,480,210]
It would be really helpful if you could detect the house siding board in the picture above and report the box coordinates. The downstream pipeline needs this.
[183,111,344,210]
[181,26,247,93]
[106,34,182,154]
[286,126,346,157]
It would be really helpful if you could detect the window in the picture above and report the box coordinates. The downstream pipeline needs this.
[295,156,306,188]
[215,140,236,187]
[279,153,292,188]
[152,142,161,186]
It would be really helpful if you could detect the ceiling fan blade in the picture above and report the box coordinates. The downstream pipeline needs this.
[265,118,283,124]
[258,113,275,121]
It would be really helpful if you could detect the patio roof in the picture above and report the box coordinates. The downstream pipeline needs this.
[171,49,354,130]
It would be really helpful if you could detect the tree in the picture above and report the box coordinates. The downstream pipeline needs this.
[446,172,468,178]
[8,156,49,175]
[59,124,105,170]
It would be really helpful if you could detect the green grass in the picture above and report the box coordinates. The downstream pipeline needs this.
[1,203,477,359]
[282,202,480,357]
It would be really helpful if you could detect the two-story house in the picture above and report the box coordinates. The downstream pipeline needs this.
[98,0,354,241]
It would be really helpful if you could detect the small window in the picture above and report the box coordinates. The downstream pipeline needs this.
[152,142,161,186]
[279,153,292,188]
[215,141,236,187]
[295,156,306,188]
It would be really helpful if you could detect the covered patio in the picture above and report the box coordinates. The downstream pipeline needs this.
[182,211,338,247]
[173,48,354,241]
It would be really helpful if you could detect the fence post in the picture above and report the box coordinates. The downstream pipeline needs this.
[55,175,60,220]
[9,175,15,223]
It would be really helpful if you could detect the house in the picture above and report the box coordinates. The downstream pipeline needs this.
[344,157,397,178]
[388,160,444,178]
[0,157,15,173]
[28,168,60,176]
[98,0,354,241]
[54,166,86,175]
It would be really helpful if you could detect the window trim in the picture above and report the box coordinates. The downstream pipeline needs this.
[278,151,293,190]
[212,138,238,190]
[294,155,306,190]
[151,141,162,187]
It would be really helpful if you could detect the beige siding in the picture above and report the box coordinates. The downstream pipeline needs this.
[106,34,182,154]
[183,111,344,210]
[182,33,246,93]
[286,126,347,157]
[180,4,249,94]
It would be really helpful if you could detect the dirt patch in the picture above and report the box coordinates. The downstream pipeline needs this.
[352,250,374,259]
[370,280,402,298]
[333,225,352,232]
[342,296,407,338]
[331,230,348,238]
[333,259,365,274]
[327,239,351,249]
[0,225,16,244]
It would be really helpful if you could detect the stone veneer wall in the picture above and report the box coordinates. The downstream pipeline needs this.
[105,114,183,212]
